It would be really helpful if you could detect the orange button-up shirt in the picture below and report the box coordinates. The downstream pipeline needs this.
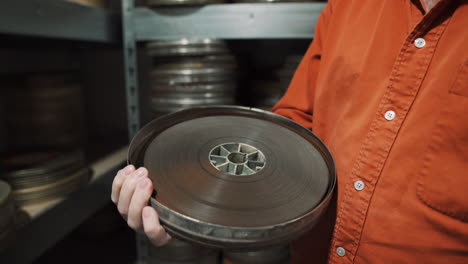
[272,0,468,263]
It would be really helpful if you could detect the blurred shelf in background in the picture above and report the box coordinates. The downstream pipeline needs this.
[0,0,120,42]
[132,3,325,40]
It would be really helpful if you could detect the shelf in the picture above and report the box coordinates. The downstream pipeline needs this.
[131,3,326,40]
[0,0,120,42]
[0,146,128,264]
[0,49,79,74]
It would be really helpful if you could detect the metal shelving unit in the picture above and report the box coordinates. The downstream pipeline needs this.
[0,1,124,263]
[0,0,119,42]
[132,3,325,40]
[121,1,325,262]
[122,0,325,145]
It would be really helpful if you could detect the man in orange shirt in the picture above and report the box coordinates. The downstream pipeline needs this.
[112,0,468,263]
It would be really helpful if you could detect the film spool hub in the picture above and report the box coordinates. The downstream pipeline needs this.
[128,106,336,249]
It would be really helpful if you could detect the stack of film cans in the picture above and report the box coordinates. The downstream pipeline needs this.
[5,73,85,150]
[147,39,238,117]
[0,150,90,206]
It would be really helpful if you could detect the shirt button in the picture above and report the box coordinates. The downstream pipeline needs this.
[354,180,365,191]
[336,247,346,257]
[414,37,426,48]
[384,110,396,121]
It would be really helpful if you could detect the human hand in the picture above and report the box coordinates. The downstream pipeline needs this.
[111,164,171,246]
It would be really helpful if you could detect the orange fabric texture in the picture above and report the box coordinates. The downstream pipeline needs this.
[272,0,468,263]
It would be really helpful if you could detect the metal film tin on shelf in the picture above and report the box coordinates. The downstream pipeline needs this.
[6,73,85,149]
[148,39,238,116]
[147,39,229,57]
[0,150,91,205]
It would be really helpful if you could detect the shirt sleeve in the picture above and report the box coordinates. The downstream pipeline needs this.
[271,3,332,131]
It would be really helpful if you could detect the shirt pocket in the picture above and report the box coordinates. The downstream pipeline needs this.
[416,60,468,222]
[449,60,468,97]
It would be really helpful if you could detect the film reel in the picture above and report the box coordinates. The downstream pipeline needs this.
[128,106,336,249]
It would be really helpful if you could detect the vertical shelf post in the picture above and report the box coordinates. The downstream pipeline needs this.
[122,0,149,263]
[123,0,141,141]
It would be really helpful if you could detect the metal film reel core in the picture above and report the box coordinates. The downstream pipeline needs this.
[209,143,266,176]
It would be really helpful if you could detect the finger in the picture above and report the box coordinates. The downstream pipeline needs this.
[127,177,153,232]
[117,167,148,219]
[142,206,172,247]
[111,164,135,204]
